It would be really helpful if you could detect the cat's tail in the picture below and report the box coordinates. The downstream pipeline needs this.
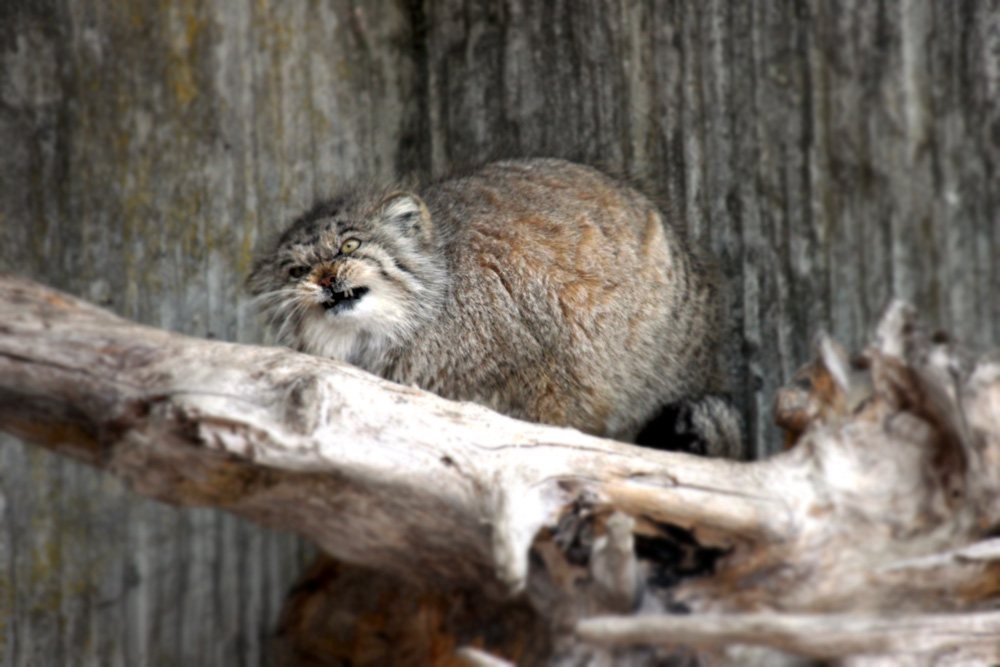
[635,395,744,459]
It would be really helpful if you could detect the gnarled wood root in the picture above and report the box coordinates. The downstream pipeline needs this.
[1,274,998,665]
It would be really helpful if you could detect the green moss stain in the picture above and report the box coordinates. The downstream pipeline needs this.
[920,213,940,321]
[7,464,99,627]
[237,228,256,276]
[0,574,9,645]
[164,1,207,108]
[337,58,353,80]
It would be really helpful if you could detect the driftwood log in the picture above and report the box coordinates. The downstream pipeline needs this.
[1,272,999,666]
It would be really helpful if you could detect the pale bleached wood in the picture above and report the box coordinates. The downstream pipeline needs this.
[882,538,1000,571]
[456,647,517,667]
[576,611,1000,658]
[589,512,639,613]
[0,273,774,589]
[3,274,1000,665]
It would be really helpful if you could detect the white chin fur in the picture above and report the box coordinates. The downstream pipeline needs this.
[297,289,412,363]
[300,314,362,360]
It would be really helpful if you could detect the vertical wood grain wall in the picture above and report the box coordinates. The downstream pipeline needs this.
[1,1,998,664]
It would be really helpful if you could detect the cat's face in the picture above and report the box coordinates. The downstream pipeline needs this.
[249,188,446,361]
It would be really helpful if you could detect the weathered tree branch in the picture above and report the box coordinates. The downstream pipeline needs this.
[0,273,768,585]
[2,272,1000,665]
[577,611,1000,659]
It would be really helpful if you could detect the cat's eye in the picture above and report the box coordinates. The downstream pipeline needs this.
[288,265,309,279]
[340,238,361,254]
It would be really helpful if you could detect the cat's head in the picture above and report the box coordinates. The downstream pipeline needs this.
[248,186,447,361]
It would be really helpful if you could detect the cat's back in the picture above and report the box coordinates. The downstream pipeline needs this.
[409,159,721,440]
[427,158,667,262]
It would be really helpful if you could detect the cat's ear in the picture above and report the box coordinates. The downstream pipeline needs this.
[379,192,432,242]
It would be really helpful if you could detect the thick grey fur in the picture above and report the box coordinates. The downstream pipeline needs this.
[249,158,741,455]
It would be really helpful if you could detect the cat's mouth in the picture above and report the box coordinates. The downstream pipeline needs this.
[321,286,369,313]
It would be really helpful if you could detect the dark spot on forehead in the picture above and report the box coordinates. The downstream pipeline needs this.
[305,197,346,221]
[278,196,349,245]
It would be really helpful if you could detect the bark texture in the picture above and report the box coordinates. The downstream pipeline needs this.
[2,275,1000,666]
[1,1,999,665]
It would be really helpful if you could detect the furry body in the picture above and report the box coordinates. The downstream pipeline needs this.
[250,159,736,446]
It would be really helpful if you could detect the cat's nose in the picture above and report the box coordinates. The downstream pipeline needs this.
[317,274,336,288]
